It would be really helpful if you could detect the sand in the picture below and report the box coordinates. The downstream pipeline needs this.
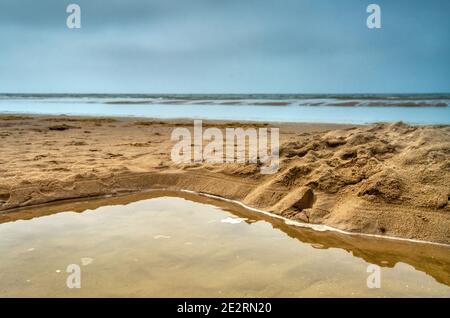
[0,114,449,244]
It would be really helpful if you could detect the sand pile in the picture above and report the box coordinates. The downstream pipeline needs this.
[240,122,450,243]
[0,115,449,243]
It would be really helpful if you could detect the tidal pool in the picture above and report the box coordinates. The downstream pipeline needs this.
[0,191,449,297]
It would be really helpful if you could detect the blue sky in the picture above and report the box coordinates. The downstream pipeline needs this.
[0,0,449,93]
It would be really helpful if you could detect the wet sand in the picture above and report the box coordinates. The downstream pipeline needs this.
[0,114,449,244]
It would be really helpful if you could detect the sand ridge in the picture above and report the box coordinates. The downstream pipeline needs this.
[0,114,449,243]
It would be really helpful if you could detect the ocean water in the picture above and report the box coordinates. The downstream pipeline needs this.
[0,191,448,297]
[0,94,449,124]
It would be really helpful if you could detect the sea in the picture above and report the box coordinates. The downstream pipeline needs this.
[0,93,449,124]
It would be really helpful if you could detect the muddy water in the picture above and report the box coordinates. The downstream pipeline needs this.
[0,191,449,297]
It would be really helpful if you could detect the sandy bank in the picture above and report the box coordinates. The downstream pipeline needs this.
[0,114,449,244]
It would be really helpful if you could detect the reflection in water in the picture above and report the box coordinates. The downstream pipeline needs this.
[0,191,449,297]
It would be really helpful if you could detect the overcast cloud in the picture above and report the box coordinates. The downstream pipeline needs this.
[0,0,449,93]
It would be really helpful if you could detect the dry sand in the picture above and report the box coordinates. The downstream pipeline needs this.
[0,114,449,244]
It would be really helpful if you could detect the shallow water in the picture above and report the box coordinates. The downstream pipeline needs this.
[0,191,449,297]
[1,99,450,125]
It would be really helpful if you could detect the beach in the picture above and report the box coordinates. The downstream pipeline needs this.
[0,114,449,245]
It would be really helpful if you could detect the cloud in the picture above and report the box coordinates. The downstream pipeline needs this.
[0,0,449,93]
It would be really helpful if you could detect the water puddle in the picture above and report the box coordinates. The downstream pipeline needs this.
[0,191,448,297]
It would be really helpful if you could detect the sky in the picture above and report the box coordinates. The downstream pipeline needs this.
[0,0,449,94]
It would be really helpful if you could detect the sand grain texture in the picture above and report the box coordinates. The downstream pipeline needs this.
[0,115,449,244]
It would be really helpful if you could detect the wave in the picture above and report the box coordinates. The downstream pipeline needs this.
[0,93,449,107]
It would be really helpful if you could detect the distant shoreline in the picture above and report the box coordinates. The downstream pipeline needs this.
[1,98,450,125]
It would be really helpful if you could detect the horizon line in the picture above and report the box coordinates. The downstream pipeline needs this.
[1,92,450,96]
